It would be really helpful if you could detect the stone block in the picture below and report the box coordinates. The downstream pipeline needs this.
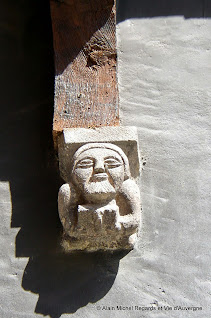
[58,126,140,182]
[57,126,141,252]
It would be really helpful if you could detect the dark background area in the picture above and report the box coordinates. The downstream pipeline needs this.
[0,2,123,316]
[0,0,210,317]
[117,0,211,21]
[0,0,59,257]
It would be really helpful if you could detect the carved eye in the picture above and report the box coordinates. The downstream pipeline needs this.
[104,157,122,169]
[75,158,94,169]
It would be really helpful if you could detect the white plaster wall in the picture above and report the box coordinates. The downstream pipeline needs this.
[115,16,211,317]
[0,2,210,318]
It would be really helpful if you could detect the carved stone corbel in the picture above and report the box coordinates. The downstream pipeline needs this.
[57,127,141,251]
[50,1,141,251]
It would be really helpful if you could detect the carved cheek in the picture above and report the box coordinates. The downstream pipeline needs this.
[73,167,93,186]
[107,166,125,187]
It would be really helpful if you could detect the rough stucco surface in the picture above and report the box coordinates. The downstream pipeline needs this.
[0,2,211,318]
[116,16,211,317]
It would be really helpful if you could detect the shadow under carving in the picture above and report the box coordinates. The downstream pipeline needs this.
[22,251,128,318]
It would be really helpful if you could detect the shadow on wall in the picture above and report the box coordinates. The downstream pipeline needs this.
[117,0,211,22]
[0,1,123,317]
[22,251,126,318]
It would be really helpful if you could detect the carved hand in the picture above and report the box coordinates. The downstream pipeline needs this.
[58,183,79,234]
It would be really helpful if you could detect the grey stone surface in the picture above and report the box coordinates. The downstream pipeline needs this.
[0,1,211,318]
[58,137,141,251]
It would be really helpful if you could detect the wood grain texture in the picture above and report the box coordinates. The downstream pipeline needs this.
[50,0,119,147]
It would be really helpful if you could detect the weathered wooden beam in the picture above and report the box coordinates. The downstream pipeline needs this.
[50,0,119,148]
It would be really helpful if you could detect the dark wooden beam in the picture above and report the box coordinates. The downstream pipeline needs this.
[50,0,119,148]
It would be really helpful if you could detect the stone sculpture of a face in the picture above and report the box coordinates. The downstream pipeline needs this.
[58,142,141,251]
[71,144,127,203]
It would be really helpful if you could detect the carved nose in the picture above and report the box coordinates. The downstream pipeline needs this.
[94,160,105,173]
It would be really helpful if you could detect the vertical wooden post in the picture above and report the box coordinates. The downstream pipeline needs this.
[50,0,119,148]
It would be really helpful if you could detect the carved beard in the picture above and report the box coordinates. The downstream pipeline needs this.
[83,180,116,203]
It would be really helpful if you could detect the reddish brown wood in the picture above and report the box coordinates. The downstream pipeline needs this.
[50,0,119,148]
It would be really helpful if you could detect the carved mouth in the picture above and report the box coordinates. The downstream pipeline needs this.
[91,173,108,182]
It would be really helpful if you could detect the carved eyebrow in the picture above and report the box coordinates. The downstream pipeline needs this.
[77,156,94,162]
[104,156,122,162]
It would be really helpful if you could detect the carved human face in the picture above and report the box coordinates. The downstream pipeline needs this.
[72,147,125,203]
